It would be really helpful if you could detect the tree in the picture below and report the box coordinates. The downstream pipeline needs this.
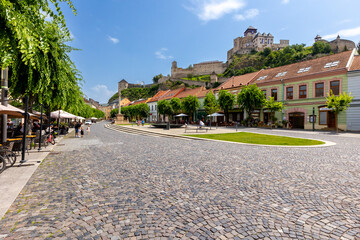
[111,109,119,118]
[237,84,266,121]
[264,97,283,125]
[312,41,332,55]
[152,74,163,84]
[170,98,182,115]
[157,100,172,122]
[135,103,150,120]
[218,90,235,123]
[326,91,353,133]
[181,95,199,122]
[357,41,360,55]
[203,91,219,115]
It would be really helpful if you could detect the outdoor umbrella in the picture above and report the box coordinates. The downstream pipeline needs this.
[0,103,38,119]
[207,112,225,129]
[175,113,188,117]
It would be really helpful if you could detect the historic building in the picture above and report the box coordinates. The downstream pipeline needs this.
[171,60,227,79]
[314,35,356,53]
[216,49,359,130]
[227,26,289,61]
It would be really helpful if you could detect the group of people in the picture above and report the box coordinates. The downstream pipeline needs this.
[74,121,90,138]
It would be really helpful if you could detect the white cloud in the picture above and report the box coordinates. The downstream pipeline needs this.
[90,85,116,103]
[335,19,352,26]
[323,26,360,40]
[155,48,173,60]
[185,0,246,22]
[108,36,119,44]
[234,8,259,21]
[281,0,290,4]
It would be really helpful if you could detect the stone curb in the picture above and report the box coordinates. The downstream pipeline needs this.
[105,124,336,148]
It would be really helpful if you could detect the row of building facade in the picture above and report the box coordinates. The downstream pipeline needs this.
[109,49,360,131]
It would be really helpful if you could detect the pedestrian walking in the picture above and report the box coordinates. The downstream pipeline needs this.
[74,121,81,138]
[86,124,90,135]
[80,123,84,138]
[142,119,144,126]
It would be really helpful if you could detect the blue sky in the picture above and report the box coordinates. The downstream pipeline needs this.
[62,0,360,103]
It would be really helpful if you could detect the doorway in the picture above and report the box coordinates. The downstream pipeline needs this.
[289,112,305,129]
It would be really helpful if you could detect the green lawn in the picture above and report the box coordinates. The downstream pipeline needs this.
[185,132,325,146]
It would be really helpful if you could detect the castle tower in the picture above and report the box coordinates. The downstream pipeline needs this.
[244,26,257,37]
[315,35,322,42]
[171,61,177,69]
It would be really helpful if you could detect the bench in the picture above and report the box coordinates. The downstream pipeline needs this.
[184,126,209,133]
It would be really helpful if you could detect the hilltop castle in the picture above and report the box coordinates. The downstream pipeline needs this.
[314,34,355,53]
[227,26,289,61]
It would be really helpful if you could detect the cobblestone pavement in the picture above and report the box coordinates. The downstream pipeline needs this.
[0,122,359,239]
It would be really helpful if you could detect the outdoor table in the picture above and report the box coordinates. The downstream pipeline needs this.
[15,135,36,149]
[7,138,22,142]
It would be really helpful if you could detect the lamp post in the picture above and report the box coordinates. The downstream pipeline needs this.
[1,68,8,143]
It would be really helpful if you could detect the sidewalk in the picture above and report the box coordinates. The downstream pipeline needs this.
[0,130,73,220]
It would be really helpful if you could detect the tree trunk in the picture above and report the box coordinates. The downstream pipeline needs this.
[336,112,338,134]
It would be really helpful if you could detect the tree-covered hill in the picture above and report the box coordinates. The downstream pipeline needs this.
[224,42,334,77]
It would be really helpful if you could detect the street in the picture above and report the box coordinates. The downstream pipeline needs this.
[0,122,359,239]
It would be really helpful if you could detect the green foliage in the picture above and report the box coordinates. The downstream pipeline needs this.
[181,95,199,121]
[111,108,119,118]
[181,74,211,82]
[203,91,219,115]
[326,91,353,114]
[157,100,173,121]
[224,44,327,78]
[326,91,353,132]
[108,84,159,103]
[218,90,235,122]
[357,41,360,55]
[312,41,332,55]
[152,74,163,84]
[264,97,284,123]
[170,98,182,115]
[212,82,222,88]
[237,84,266,117]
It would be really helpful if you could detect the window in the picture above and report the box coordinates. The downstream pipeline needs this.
[262,90,267,98]
[299,85,307,99]
[271,89,278,101]
[275,72,287,78]
[330,80,340,95]
[315,82,324,97]
[324,61,339,68]
[257,75,268,81]
[286,87,293,100]
[298,67,311,73]
[319,111,327,125]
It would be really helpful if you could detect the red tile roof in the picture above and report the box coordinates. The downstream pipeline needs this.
[350,55,360,71]
[176,87,205,99]
[215,71,262,90]
[148,90,169,103]
[255,50,354,84]
[158,87,185,100]
[197,88,212,98]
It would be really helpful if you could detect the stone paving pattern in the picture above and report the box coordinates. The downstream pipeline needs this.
[0,122,359,239]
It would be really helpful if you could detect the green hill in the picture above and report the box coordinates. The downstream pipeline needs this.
[224,42,334,77]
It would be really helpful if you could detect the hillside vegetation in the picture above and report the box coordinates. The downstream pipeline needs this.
[224,42,333,77]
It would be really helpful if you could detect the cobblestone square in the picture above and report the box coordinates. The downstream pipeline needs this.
[0,123,359,239]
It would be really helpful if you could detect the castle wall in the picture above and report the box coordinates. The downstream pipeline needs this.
[329,39,355,52]
[171,61,227,78]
